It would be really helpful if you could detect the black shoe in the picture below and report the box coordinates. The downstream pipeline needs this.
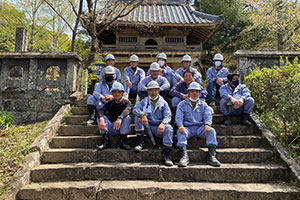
[98,134,110,150]
[241,113,252,126]
[163,146,173,166]
[178,147,189,167]
[120,134,131,150]
[207,146,221,167]
[224,115,232,125]
[134,133,145,152]
[83,105,97,126]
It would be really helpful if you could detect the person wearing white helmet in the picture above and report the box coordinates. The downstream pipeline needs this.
[147,53,175,87]
[170,70,207,108]
[97,82,132,150]
[175,82,220,167]
[138,62,170,100]
[124,54,145,99]
[206,53,229,106]
[133,80,174,166]
[99,54,122,83]
[174,54,202,85]
[85,65,118,126]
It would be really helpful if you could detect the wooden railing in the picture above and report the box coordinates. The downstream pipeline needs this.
[101,44,202,51]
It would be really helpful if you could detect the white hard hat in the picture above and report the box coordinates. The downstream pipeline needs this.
[130,54,139,62]
[105,54,115,61]
[188,82,201,91]
[111,82,124,92]
[147,80,160,90]
[104,65,115,74]
[182,54,192,62]
[213,53,223,61]
[149,62,160,71]
[156,53,167,60]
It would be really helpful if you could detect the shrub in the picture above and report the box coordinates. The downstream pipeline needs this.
[0,111,15,129]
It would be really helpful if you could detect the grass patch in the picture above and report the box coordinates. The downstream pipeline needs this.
[0,121,49,199]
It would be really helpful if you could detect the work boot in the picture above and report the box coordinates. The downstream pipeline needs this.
[224,115,232,125]
[120,134,131,150]
[178,147,189,167]
[134,133,145,152]
[98,134,110,150]
[83,105,97,126]
[241,113,252,126]
[209,101,216,106]
[163,146,173,166]
[207,146,221,167]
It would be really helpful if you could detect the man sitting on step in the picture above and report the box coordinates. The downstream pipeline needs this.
[84,66,118,126]
[99,54,122,83]
[97,82,132,150]
[175,82,221,167]
[133,81,174,166]
[219,73,254,126]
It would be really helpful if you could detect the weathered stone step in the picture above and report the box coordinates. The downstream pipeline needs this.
[18,180,99,200]
[30,162,286,183]
[18,180,300,200]
[60,124,258,136]
[66,115,249,125]
[42,148,273,164]
[72,105,223,115]
[50,135,263,149]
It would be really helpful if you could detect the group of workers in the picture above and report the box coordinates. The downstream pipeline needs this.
[85,53,255,168]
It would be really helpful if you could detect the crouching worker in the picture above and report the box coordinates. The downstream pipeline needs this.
[133,81,174,166]
[176,82,221,167]
[98,82,132,150]
[219,73,254,126]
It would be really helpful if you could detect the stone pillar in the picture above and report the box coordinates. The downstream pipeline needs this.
[15,28,28,52]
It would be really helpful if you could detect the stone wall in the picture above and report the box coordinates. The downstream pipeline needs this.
[0,52,81,123]
[234,50,300,80]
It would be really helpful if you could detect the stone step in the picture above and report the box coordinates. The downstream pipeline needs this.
[30,162,286,183]
[42,148,273,164]
[59,124,258,136]
[18,180,300,200]
[66,114,246,125]
[72,105,223,115]
[50,135,263,149]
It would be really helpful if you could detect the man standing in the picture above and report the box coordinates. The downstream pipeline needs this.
[220,73,254,126]
[176,82,221,167]
[124,54,145,99]
[97,82,132,150]
[138,62,170,100]
[84,66,116,126]
[133,81,174,166]
[206,53,229,106]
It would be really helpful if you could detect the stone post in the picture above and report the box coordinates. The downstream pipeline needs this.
[15,28,28,52]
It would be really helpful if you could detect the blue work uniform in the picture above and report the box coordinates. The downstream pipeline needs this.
[170,82,208,107]
[219,83,255,116]
[174,66,202,85]
[124,66,145,98]
[206,65,229,103]
[138,75,170,100]
[175,99,218,147]
[147,65,175,87]
[87,81,118,111]
[99,66,122,83]
[133,95,173,145]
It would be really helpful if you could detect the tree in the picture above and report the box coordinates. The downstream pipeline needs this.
[244,0,300,50]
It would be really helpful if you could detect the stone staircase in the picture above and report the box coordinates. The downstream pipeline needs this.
[17,98,300,200]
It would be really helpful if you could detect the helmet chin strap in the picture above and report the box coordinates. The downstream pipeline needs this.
[149,95,159,101]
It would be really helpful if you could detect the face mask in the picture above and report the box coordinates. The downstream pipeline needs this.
[189,97,199,102]
[158,60,165,67]
[149,95,159,101]
[232,80,239,87]
[215,61,222,67]
[105,75,114,82]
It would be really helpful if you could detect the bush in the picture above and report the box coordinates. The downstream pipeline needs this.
[244,57,300,155]
[0,111,15,129]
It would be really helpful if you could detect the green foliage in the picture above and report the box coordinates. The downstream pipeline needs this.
[244,58,300,158]
[0,111,15,129]
[0,121,49,199]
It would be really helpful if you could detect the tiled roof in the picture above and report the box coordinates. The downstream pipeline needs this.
[98,3,222,25]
